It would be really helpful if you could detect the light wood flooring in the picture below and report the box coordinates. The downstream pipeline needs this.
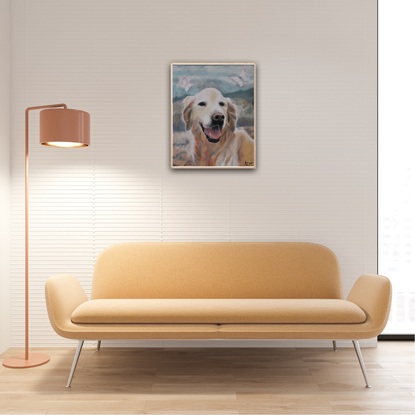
[0,341,413,414]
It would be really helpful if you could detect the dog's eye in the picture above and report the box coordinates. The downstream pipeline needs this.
[198,102,206,107]
[219,102,225,107]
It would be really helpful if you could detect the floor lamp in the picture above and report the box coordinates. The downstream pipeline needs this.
[3,104,90,369]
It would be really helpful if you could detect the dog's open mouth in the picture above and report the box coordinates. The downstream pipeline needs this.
[201,124,223,144]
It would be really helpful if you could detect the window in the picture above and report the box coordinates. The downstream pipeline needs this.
[379,0,415,334]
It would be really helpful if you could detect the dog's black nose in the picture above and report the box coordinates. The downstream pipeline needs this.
[212,113,225,123]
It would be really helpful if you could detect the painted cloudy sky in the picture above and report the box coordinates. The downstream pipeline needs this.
[172,64,255,101]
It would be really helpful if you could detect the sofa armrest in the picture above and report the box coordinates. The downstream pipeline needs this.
[347,274,392,337]
[45,275,88,339]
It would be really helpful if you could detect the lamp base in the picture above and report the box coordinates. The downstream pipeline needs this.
[3,353,50,369]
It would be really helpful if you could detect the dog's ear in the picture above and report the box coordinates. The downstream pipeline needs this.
[226,98,237,131]
[182,96,195,130]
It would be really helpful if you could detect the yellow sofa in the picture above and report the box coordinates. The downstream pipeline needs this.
[45,242,391,388]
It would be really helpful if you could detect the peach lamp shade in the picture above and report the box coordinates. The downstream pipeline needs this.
[40,108,90,147]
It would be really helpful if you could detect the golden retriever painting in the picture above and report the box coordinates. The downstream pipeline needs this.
[171,63,256,169]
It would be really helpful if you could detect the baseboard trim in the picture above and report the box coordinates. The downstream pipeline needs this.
[378,334,414,341]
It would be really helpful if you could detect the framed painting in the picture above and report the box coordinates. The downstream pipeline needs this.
[171,63,256,169]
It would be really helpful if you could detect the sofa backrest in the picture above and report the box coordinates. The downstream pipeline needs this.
[91,242,342,300]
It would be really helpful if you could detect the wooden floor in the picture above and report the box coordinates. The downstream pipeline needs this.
[0,341,413,414]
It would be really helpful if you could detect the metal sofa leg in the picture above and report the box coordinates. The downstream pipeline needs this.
[332,340,338,351]
[66,340,84,388]
[97,340,101,351]
[352,340,371,388]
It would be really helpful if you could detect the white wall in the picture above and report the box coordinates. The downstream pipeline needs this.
[9,0,377,347]
[0,0,11,354]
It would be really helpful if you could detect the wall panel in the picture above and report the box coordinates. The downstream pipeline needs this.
[0,0,11,354]
[10,0,377,347]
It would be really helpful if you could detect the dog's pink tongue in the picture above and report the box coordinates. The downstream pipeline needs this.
[204,126,222,140]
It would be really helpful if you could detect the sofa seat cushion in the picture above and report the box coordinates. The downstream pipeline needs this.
[71,299,366,324]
